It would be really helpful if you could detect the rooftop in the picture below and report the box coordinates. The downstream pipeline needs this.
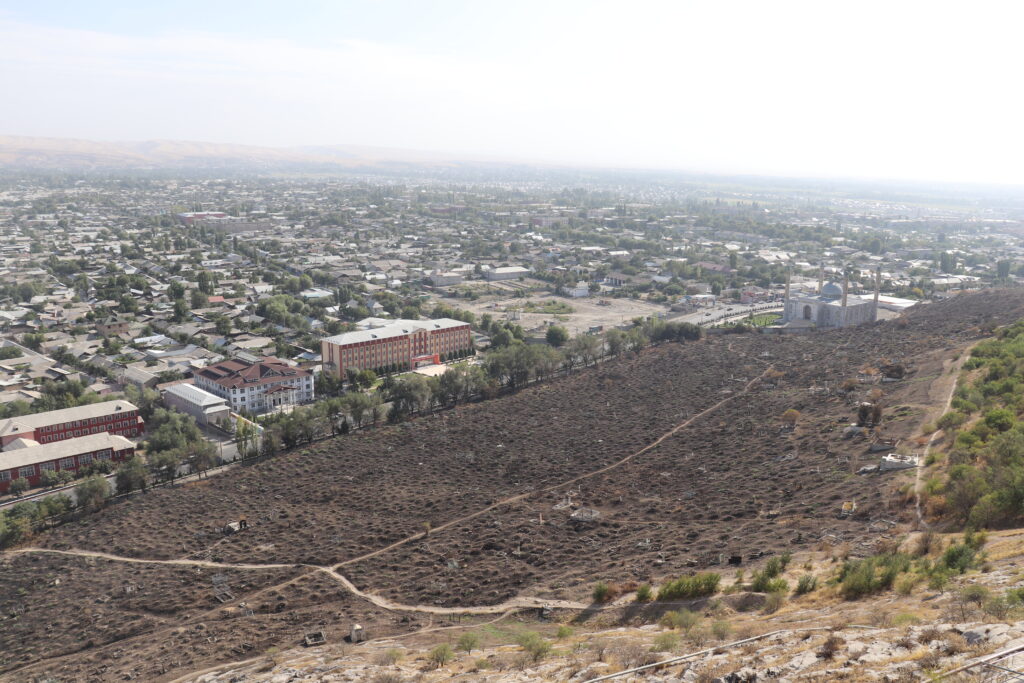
[0,432,135,471]
[163,383,229,407]
[195,356,311,389]
[323,318,469,346]
[0,400,139,437]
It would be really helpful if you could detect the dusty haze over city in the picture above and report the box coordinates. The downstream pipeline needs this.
[2,0,1024,184]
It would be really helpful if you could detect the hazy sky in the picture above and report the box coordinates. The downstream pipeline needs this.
[2,1,1023,184]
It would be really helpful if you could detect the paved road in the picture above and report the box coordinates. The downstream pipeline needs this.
[668,301,784,327]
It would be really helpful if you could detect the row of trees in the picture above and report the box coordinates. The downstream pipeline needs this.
[0,475,110,549]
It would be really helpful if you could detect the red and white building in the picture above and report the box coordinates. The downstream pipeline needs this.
[0,400,143,450]
[321,318,474,380]
[194,356,314,413]
[0,432,136,494]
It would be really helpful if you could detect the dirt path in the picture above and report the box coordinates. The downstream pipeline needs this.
[914,345,973,529]
[5,546,297,570]
[336,361,773,569]
[3,349,772,681]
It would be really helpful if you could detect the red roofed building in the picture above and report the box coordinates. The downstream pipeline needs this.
[193,356,314,413]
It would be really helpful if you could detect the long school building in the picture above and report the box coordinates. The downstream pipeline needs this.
[0,400,143,450]
[0,432,136,494]
[321,318,473,379]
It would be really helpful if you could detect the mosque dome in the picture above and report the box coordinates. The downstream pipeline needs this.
[820,281,844,299]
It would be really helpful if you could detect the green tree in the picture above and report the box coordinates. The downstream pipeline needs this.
[428,643,454,668]
[545,325,570,347]
[355,369,377,390]
[115,457,149,494]
[150,449,183,482]
[457,632,480,653]
[9,477,30,497]
[172,298,190,322]
[190,440,217,477]
[75,475,110,512]
[197,270,215,295]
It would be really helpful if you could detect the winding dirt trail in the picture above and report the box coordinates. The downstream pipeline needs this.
[914,345,974,529]
[3,346,772,680]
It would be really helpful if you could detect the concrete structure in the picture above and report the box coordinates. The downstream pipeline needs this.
[0,432,135,494]
[426,271,463,287]
[0,400,143,450]
[162,383,232,426]
[194,356,314,414]
[484,266,530,281]
[321,318,473,380]
[567,280,590,298]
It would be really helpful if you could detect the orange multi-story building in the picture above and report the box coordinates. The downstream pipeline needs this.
[321,318,473,379]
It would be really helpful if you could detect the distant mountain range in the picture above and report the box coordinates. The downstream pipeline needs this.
[0,135,508,172]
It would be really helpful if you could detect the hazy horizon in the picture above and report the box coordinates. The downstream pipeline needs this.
[3,1,1023,185]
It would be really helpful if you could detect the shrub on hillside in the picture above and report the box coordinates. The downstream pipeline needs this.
[656,573,721,601]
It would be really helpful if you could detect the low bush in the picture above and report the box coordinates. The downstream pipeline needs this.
[516,631,552,663]
[711,620,732,640]
[592,581,613,603]
[837,553,912,600]
[656,572,720,601]
[795,574,818,595]
[660,609,700,632]
[750,570,788,594]
[651,632,679,652]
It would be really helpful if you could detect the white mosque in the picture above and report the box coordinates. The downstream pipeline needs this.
[782,268,880,329]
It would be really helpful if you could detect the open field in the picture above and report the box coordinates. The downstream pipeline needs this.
[6,289,1024,681]
[438,293,668,335]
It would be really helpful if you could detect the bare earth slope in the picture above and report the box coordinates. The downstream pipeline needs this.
[5,289,1024,681]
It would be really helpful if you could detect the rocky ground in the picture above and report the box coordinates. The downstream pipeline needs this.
[181,529,1024,682]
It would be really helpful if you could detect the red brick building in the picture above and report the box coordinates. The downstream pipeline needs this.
[0,400,143,450]
[0,433,136,494]
[321,318,474,380]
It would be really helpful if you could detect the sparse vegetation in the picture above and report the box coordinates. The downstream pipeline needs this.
[456,632,480,653]
[656,572,721,601]
[660,609,701,632]
[428,643,454,668]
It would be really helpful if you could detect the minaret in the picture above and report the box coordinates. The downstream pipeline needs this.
[873,266,881,321]
[784,269,791,321]
[817,264,824,293]
[841,268,849,325]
